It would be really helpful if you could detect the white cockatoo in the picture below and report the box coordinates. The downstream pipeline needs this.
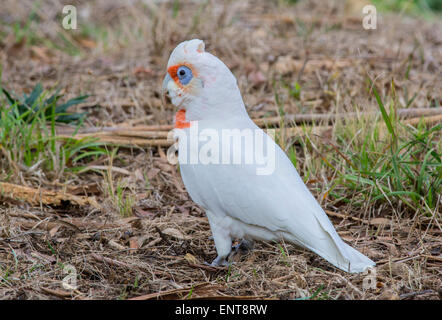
[162,39,375,273]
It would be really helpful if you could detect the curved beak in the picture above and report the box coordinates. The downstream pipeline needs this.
[161,73,172,108]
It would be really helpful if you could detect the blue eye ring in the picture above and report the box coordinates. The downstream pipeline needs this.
[177,66,193,85]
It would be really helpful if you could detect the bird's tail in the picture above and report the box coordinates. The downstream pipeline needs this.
[317,237,376,274]
[288,232,375,273]
[284,215,375,273]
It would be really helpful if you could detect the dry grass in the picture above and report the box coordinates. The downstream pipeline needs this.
[0,0,441,300]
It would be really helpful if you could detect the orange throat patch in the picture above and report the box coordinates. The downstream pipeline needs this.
[174,109,190,129]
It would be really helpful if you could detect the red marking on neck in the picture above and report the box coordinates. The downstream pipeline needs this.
[174,109,190,129]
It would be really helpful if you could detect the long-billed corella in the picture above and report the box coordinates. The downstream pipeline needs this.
[162,39,375,273]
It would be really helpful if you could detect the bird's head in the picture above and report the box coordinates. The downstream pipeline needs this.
[162,39,246,121]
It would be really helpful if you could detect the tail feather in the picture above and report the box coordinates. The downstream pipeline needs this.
[320,238,375,273]
[292,233,375,273]
[311,216,375,273]
[284,211,375,273]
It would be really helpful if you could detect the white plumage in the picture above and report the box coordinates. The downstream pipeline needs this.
[163,39,375,273]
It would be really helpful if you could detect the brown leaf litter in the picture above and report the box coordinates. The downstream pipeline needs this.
[0,0,440,300]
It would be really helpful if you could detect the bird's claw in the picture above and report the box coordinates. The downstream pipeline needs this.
[204,256,233,267]
[232,239,254,254]
[204,240,253,267]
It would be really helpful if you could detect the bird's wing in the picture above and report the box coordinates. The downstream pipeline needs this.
[180,124,374,272]
[180,123,332,239]
[206,139,330,240]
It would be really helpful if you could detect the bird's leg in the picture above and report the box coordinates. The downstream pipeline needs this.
[232,239,254,254]
[209,231,232,266]
[205,213,232,267]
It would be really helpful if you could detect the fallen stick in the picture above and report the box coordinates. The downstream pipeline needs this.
[188,263,226,272]
[61,130,170,139]
[56,107,442,135]
[90,253,132,269]
[57,133,173,147]
[58,126,331,148]
[422,254,442,263]
[0,182,100,209]
[78,165,132,175]
[403,114,442,126]
[56,110,442,148]
[255,107,442,127]
[56,124,174,135]
[64,126,325,140]
[399,290,434,300]
[18,218,124,231]
[128,282,212,300]
[40,287,76,299]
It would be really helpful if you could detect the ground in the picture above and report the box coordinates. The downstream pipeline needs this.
[0,0,441,300]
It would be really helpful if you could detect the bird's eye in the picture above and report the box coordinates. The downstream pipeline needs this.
[177,66,193,85]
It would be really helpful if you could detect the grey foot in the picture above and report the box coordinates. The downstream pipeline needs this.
[204,255,232,267]
[232,239,254,254]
